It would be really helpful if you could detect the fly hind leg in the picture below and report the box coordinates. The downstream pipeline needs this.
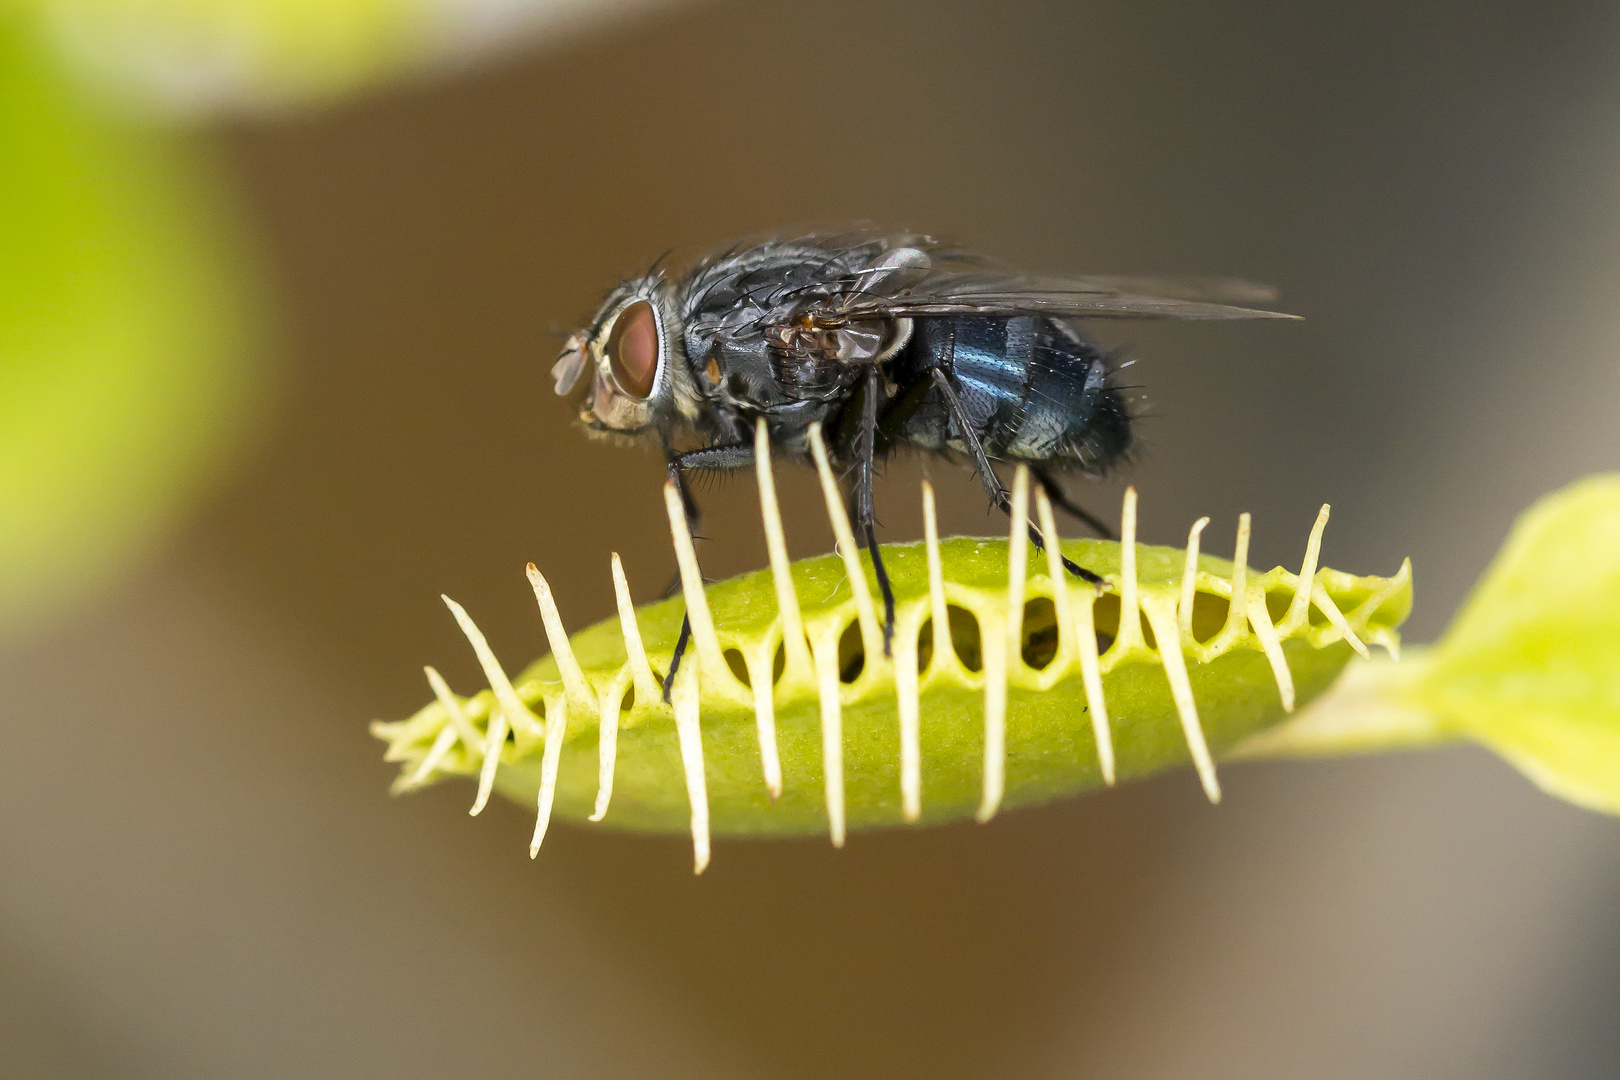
[1032,465,1117,541]
[926,369,1104,587]
[854,365,896,657]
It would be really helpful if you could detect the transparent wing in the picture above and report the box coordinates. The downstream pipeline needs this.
[815,264,1299,324]
[1070,275,1280,305]
[682,230,1299,350]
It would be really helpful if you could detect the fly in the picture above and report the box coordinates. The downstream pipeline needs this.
[550,229,1297,699]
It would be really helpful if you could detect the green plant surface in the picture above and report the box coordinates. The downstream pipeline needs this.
[1239,474,1620,815]
[0,13,261,635]
[491,538,1402,835]
[375,450,1410,867]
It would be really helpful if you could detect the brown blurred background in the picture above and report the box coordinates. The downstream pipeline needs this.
[5,0,1620,1077]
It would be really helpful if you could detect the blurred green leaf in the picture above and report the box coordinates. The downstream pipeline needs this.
[0,15,262,635]
[28,0,425,113]
[1237,475,1620,816]
[20,0,676,115]
[1410,474,1620,812]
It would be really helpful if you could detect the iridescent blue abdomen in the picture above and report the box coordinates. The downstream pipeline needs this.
[892,316,1131,471]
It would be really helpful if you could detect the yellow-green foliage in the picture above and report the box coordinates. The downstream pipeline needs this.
[0,15,259,633]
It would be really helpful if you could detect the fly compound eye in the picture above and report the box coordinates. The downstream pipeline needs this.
[606,300,659,399]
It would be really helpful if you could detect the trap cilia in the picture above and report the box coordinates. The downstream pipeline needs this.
[373,422,1620,872]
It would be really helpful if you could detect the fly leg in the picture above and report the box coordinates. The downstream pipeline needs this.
[927,369,1104,587]
[662,443,756,702]
[854,365,895,657]
[661,450,697,704]
[1032,465,1117,540]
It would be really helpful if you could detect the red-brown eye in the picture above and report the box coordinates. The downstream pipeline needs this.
[607,301,659,399]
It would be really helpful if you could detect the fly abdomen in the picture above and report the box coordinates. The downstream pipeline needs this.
[898,315,1132,471]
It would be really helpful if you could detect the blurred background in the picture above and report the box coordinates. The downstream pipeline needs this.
[3,1,1620,1076]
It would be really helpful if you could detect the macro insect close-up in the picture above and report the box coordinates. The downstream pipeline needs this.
[551,230,1295,686]
[4,3,1620,1080]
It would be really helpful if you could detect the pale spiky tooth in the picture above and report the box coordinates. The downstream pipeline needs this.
[922,481,953,666]
[1350,558,1412,656]
[529,694,569,857]
[1113,487,1145,652]
[1311,583,1370,659]
[1141,595,1220,803]
[1353,557,1410,659]
[406,723,459,787]
[1282,505,1331,631]
[1006,466,1032,652]
[978,467,1029,823]
[595,554,661,821]
[755,419,813,682]
[893,609,922,823]
[806,423,883,665]
[811,630,846,848]
[1032,487,1118,784]
[670,661,711,874]
[744,642,783,800]
[1379,558,1410,659]
[443,595,535,814]
[371,719,407,754]
[377,725,413,765]
[471,711,506,816]
[526,564,591,706]
[1215,514,1252,646]
[1246,585,1296,712]
[977,616,1007,824]
[662,482,731,684]
[1042,490,1114,785]
[905,479,952,822]
[750,420,795,801]
[1034,488,1075,670]
[588,676,622,822]
[1179,517,1210,638]
[610,553,661,706]
[424,665,485,755]
[1072,585,1115,784]
[1369,628,1402,661]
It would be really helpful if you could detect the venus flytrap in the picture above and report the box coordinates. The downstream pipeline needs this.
[374,423,1413,872]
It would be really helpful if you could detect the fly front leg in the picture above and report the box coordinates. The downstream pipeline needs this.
[854,365,896,657]
[663,441,758,555]
[927,369,1104,587]
[662,442,756,702]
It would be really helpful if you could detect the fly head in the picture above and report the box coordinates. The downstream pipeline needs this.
[552,274,693,437]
